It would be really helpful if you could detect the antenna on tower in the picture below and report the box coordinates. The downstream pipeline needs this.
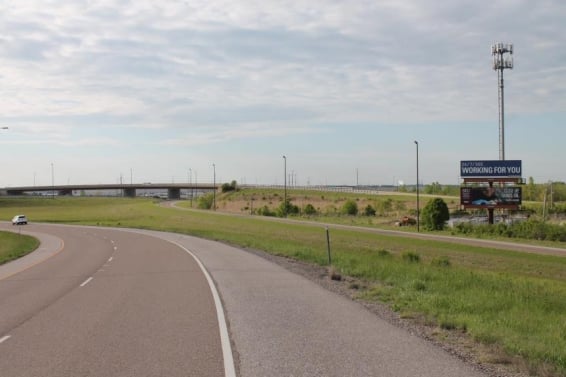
[491,42,514,161]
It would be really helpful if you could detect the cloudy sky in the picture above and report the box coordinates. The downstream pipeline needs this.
[1,0,565,187]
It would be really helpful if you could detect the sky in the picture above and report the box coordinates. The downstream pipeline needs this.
[1,0,565,188]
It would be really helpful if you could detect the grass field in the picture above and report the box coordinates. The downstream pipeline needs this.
[0,230,40,265]
[1,196,565,376]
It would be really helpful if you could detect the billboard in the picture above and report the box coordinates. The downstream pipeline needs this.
[460,160,522,178]
[461,187,522,208]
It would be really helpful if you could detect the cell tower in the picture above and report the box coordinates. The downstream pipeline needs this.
[491,43,513,161]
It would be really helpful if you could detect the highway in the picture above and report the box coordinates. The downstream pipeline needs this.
[0,223,492,377]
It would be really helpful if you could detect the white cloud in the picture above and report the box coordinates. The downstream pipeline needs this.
[160,123,321,146]
[0,0,565,184]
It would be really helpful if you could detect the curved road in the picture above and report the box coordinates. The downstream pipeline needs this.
[0,222,496,376]
[0,223,229,377]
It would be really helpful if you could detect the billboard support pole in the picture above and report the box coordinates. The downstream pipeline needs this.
[488,182,495,224]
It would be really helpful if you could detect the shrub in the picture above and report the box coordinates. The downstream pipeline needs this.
[377,198,393,215]
[364,204,376,216]
[402,251,421,263]
[303,203,317,215]
[412,280,426,291]
[342,200,359,216]
[453,219,566,242]
[421,198,450,230]
[431,256,451,267]
[377,249,392,257]
[277,199,299,217]
[197,194,214,209]
[257,205,276,217]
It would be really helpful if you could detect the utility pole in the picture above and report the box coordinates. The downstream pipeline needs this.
[212,163,216,211]
[51,163,55,199]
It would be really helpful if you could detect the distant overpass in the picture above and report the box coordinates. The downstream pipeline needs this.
[1,183,400,200]
[1,183,219,199]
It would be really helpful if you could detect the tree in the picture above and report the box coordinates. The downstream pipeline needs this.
[424,181,442,195]
[525,177,540,201]
[221,180,238,193]
[421,198,450,230]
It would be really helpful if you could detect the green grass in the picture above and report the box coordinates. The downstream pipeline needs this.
[0,230,40,265]
[1,196,565,376]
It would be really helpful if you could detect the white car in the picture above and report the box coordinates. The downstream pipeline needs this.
[12,215,28,225]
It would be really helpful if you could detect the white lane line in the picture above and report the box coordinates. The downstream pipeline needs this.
[113,246,118,251]
[108,257,113,262]
[0,335,11,344]
[80,277,94,287]
[172,241,236,377]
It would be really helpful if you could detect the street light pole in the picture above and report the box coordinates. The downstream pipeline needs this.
[283,155,287,217]
[51,162,55,199]
[414,141,420,232]
[189,168,193,207]
[212,163,216,211]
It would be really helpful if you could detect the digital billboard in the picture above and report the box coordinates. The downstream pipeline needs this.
[460,186,522,208]
[460,160,522,178]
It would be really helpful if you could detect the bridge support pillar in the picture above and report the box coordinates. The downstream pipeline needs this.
[123,188,136,198]
[168,188,181,200]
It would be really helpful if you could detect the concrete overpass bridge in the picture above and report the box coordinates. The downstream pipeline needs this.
[1,183,219,200]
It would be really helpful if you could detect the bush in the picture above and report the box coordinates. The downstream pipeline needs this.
[342,200,358,216]
[453,219,566,242]
[377,249,392,257]
[277,199,299,217]
[421,198,450,230]
[402,251,421,263]
[197,194,214,209]
[303,203,317,215]
[257,205,276,217]
[431,256,451,267]
[364,205,376,216]
[376,198,393,215]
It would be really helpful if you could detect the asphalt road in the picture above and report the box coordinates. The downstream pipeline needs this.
[140,229,490,377]
[0,223,228,377]
[1,223,506,376]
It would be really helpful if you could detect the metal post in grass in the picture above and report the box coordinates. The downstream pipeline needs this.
[326,227,332,265]
[414,141,420,232]
[283,155,287,217]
